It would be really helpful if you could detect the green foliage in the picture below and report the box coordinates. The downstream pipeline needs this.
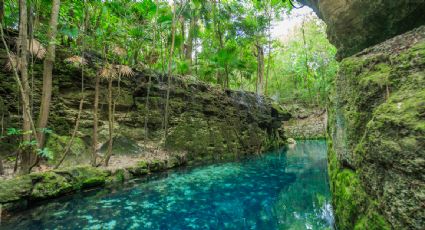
[37,148,54,160]
[6,127,21,136]
[266,15,338,106]
[2,127,56,160]
[3,0,335,107]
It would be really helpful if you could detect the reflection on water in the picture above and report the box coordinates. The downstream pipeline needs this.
[2,140,333,230]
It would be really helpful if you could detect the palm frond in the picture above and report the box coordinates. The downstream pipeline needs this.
[28,39,46,59]
[99,64,117,79]
[115,64,135,77]
[5,52,20,72]
[64,55,88,67]
[112,46,127,57]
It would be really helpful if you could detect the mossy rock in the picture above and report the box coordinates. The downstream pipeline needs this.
[46,133,90,166]
[0,176,32,203]
[54,166,109,189]
[354,211,391,230]
[328,140,391,230]
[328,30,425,229]
[126,161,149,176]
[148,160,167,172]
[108,169,132,184]
[30,172,73,200]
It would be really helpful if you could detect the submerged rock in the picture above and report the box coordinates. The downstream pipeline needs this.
[0,158,186,214]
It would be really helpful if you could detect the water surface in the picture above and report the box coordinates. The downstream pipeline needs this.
[2,140,333,229]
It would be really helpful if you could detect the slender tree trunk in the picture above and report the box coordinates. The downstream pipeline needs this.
[163,2,177,140]
[212,0,228,87]
[0,157,3,175]
[54,98,83,169]
[38,0,60,148]
[0,0,4,24]
[160,32,165,73]
[301,19,313,103]
[144,0,160,141]
[1,110,3,136]
[256,43,265,95]
[180,15,185,60]
[104,78,114,166]
[0,22,39,174]
[265,2,272,96]
[186,13,196,69]
[194,29,198,75]
[19,0,33,173]
[91,75,99,166]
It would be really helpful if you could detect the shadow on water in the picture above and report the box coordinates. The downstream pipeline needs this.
[1,140,334,230]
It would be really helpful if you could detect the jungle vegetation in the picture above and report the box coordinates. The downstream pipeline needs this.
[0,0,337,175]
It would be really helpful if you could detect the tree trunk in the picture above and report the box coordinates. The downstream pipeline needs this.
[212,0,228,88]
[265,2,272,96]
[180,14,185,59]
[104,78,113,166]
[256,43,265,95]
[164,2,177,140]
[301,19,313,103]
[185,13,196,69]
[54,98,83,169]
[0,0,4,24]
[38,0,60,148]
[19,0,33,174]
[144,0,160,141]
[0,157,4,175]
[91,75,99,166]
[0,19,39,174]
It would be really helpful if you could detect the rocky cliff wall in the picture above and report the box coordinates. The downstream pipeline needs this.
[0,45,290,168]
[281,104,327,139]
[328,26,425,229]
[299,1,425,229]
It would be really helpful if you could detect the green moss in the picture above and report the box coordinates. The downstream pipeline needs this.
[46,133,89,166]
[271,102,287,115]
[0,176,32,203]
[54,166,108,189]
[370,89,425,132]
[30,172,73,200]
[148,159,167,172]
[113,169,126,183]
[394,41,425,67]
[126,162,149,176]
[359,63,391,88]
[137,161,148,168]
[82,177,105,187]
[328,139,391,230]
[354,212,391,230]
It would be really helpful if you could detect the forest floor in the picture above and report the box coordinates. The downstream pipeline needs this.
[0,141,184,180]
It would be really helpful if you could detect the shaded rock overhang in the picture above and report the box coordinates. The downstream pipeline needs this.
[298,0,425,59]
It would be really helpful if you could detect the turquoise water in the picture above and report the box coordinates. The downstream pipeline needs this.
[2,140,333,230]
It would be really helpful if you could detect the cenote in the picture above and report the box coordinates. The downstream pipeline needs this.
[1,140,333,230]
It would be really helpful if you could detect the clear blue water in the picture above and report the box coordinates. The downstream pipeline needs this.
[1,140,333,230]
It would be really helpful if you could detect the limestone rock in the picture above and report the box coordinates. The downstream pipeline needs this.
[301,0,425,59]
[328,26,425,229]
